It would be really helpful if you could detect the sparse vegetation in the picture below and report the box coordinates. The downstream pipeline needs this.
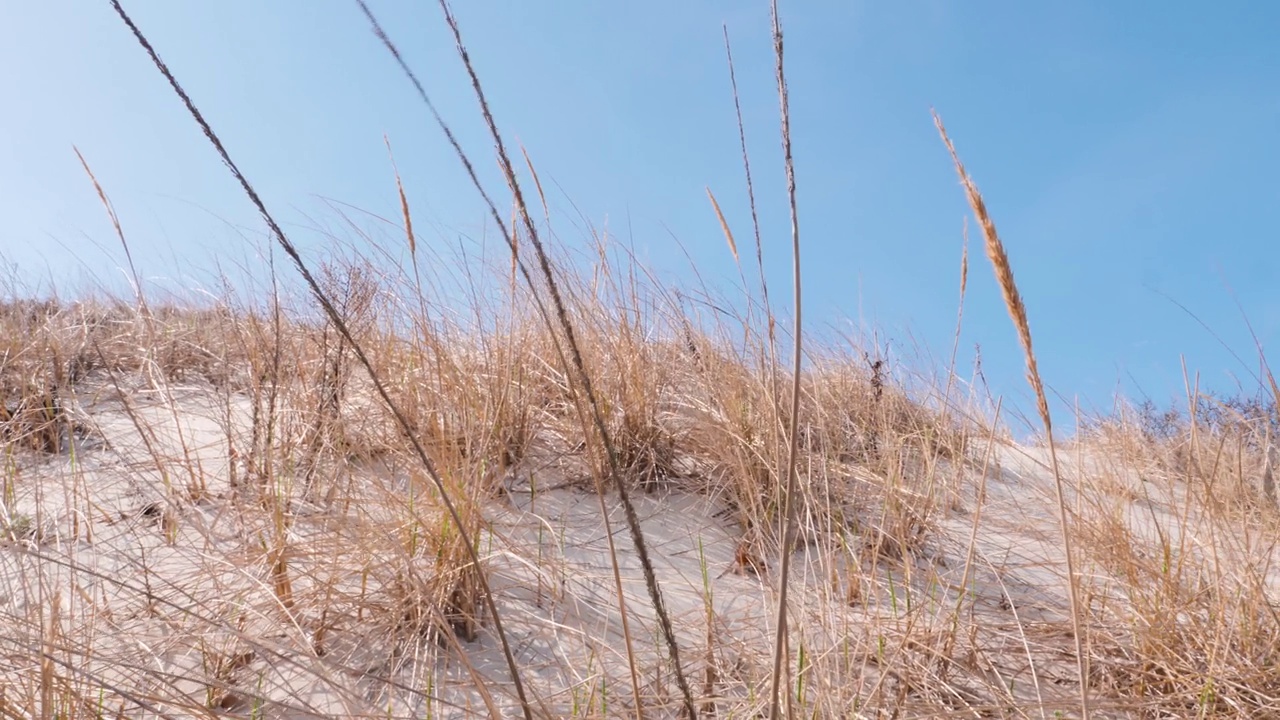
[2,3,1278,719]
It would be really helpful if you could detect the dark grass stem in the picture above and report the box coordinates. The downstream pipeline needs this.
[104,3,538,718]
[355,0,696,715]
[432,3,699,714]
[721,26,778,376]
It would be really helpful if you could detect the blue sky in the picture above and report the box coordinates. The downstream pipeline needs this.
[2,2,1278,432]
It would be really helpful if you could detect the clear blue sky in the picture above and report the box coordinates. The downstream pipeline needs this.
[3,2,1279,432]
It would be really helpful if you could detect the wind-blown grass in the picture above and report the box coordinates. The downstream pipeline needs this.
[1,3,1277,719]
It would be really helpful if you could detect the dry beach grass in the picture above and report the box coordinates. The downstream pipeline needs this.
[3,3,1280,718]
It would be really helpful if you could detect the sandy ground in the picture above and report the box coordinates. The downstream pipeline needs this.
[2,379,1273,718]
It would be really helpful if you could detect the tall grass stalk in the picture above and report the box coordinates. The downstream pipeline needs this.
[766,1,806,718]
[933,111,1090,720]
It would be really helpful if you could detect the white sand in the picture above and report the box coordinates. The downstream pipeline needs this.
[2,379,1275,718]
